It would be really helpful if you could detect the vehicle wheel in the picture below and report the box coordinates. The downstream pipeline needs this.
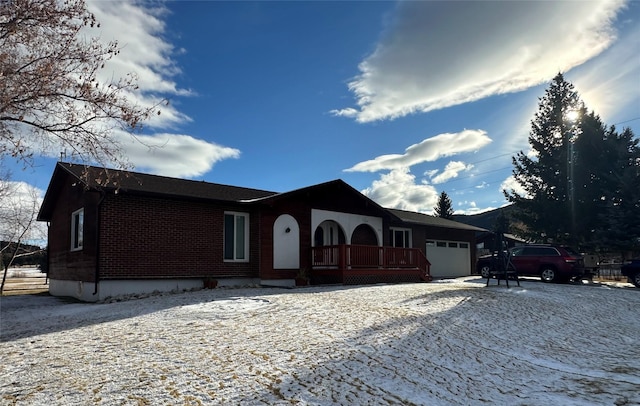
[540,267,557,283]
[631,272,640,288]
[480,265,491,279]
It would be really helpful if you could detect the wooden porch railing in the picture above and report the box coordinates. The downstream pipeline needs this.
[311,245,431,284]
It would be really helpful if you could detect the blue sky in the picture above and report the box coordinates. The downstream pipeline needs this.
[8,0,640,215]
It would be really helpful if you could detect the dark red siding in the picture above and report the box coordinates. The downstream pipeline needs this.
[257,183,393,280]
[47,182,100,282]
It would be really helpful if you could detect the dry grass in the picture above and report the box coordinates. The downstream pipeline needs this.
[1,275,48,296]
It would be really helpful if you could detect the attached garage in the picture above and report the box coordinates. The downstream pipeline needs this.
[426,240,471,278]
[387,209,486,279]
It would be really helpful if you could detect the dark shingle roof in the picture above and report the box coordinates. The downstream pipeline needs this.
[387,208,487,232]
[59,162,278,202]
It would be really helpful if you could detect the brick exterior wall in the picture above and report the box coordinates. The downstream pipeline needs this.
[97,194,261,280]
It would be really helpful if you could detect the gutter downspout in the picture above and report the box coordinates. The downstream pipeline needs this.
[93,191,106,296]
[46,222,50,285]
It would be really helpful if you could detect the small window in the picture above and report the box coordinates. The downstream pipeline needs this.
[390,228,412,248]
[459,243,469,249]
[224,212,249,262]
[448,242,458,248]
[70,208,84,251]
[437,241,447,247]
[426,240,436,246]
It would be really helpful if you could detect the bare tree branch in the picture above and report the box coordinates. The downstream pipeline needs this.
[0,0,163,171]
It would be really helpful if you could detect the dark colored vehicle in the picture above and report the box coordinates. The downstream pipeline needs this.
[477,244,584,283]
[621,259,640,288]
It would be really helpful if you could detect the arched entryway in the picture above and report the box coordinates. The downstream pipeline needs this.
[351,223,379,246]
[313,220,346,247]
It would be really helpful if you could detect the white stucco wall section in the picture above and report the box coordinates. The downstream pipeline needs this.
[49,278,264,302]
[273,214,300,269]
[311,209,383,246]
[49,279,204,302]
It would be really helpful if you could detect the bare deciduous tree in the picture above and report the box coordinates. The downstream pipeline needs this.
[0,0,161,169]
[0,176,44,293]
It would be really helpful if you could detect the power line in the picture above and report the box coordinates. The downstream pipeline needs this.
[359,115,639,193]
[613,117,640,126]
[437,166,513,186]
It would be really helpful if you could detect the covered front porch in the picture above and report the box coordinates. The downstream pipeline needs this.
[310,245,431,285]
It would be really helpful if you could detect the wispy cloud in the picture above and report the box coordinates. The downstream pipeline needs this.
[117,132,240,178]
[348,130,491,213]
[86,1,191,128]
[430,161,473,184]
[345,130,491,172]
[572,17,640,123]
[76,1,238,178]
[333,0,627,123]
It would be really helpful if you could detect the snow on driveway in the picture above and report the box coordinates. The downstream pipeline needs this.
[1,277,639,405]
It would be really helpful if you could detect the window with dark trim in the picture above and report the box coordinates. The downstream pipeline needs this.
[70,208,84,251]
[224,212,249,261]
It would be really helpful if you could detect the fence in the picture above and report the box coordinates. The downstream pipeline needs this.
[2,267,48,294]
[596,264,626,281]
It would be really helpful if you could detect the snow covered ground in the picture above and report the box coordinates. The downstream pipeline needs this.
[3,267,44,278]
[1,277,639,405]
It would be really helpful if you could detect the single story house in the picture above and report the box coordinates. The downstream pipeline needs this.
[37,162,485,301]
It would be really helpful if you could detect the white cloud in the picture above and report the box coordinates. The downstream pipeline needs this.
[345,130,491,172]
[87,1,187,96]
[329,107,358,118]
[430,161,473,184]
[456,205,498,216]
[334,0,627,123]
[500,175,528,199]
[573,18,640,123]
[118,132,241,178]
[85,1,191,129]
[361,168,438,213]
[48,1,239,177]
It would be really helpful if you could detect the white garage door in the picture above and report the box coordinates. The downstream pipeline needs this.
[426,240,471,278]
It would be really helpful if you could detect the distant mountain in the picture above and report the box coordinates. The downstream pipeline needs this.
[452,205,515,231]
[1,241,46,268]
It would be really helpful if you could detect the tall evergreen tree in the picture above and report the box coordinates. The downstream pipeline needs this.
[506,72,639,253]
[595,127,640,255]
[434,191,454,219]
[572,110,608,247]
[505,73,583,244]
